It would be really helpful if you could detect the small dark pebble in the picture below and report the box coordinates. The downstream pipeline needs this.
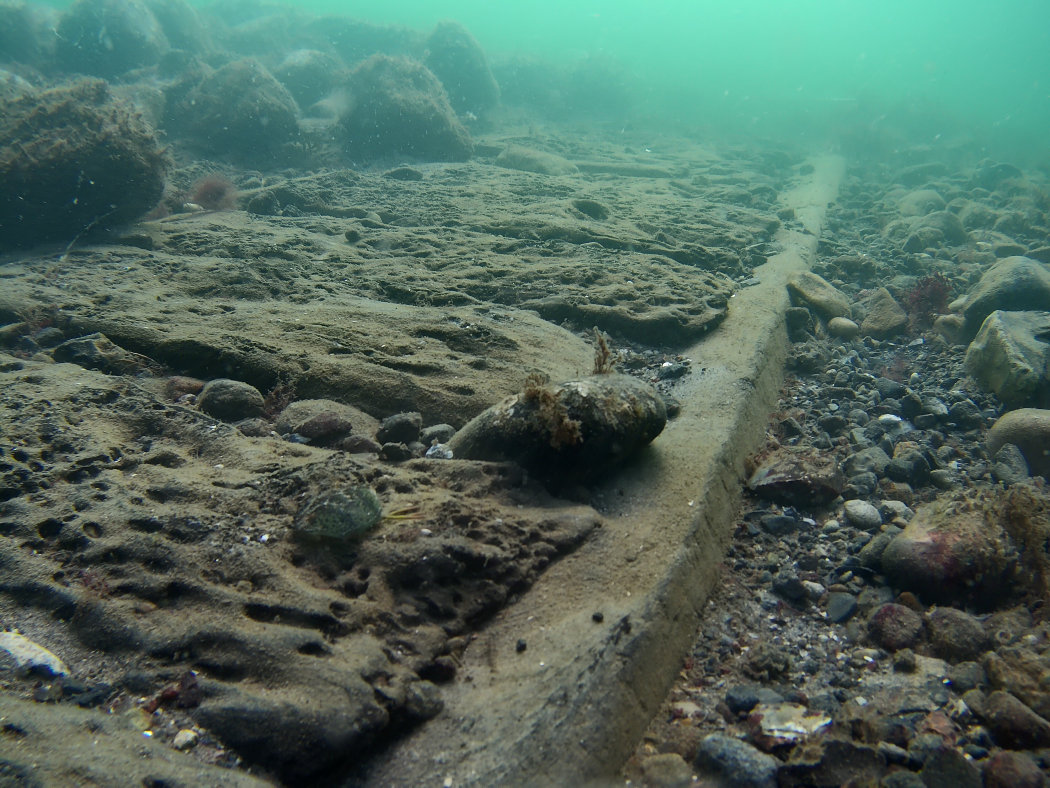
[592,612,604,623]
[379,442,414,461]
[515,639,527,653]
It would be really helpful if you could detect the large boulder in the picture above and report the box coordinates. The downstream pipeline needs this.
[965,311,1050,409]
[273,49,345,110]
[340,55,472,163]
[423,20,499,117]
[880,492,1020,609]
[959,256,1050,338]
[0,79,168,251]
[56,0,168,78]
[176,58,300,160]
[143,0,214,54]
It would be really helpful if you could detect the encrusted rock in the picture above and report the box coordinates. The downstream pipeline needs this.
[926,607,991,663]
[880,493,1019,608]
[978,690,1050,749]
[449,373,665,487]
[178,58,300,158]
[747,448,845,506]
[423,20,500,117]
[340,54,472,162]
[1,79,168,250]
[983,750,1046,788]
[868,603,924,651]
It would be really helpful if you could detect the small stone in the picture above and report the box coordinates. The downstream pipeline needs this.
[640,753,693,788]
[980,690,1050,749]
[173,729,199,750]
[843,499,882,529]
[695,733,778,788]
[893,648,918,673]
[825,592,858,623]
[919,746,981,788]
[868,603,924,651]
[759,513,799,535]
[379,442,414,461]
[405,680,444,720]
[947,661,986,693]
[978,689,1050,752]
[725,684,784,715]
[948,398,983,428]
[983,750,1046,788]
[861,287,909,338]
[843,446,891,478]
[747,449,845,506]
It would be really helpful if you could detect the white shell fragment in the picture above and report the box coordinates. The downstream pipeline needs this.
[0,630,70,677]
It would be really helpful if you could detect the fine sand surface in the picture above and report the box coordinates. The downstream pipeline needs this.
[0,128,794,784]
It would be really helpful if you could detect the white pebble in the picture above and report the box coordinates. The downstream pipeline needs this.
[173,729,199,750]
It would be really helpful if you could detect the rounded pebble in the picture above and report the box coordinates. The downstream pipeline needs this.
[843,499,882,530]
[828,316,861,338]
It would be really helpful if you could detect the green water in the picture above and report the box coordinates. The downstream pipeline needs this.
[41,0,1050,158]
[299,0,1050,156]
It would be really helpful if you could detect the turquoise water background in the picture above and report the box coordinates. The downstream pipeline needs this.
[310,0,1049,156]
[43,0,1050,157]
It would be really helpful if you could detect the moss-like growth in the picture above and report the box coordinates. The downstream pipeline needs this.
[340,55,472,163]
[1000,483,1050,613]
[0,79,169,251]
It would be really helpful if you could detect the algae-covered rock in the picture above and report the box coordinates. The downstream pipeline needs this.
[0,79,168,250]
[177,58,300,159]
[340,55,472,163]
[449,373,666,486]
[56,0,168,78]
[423,20,499,117]
[293,485,384,544]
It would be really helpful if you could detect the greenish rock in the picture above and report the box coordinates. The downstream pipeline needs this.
[293,485,383,543]
[786,271,851,320]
